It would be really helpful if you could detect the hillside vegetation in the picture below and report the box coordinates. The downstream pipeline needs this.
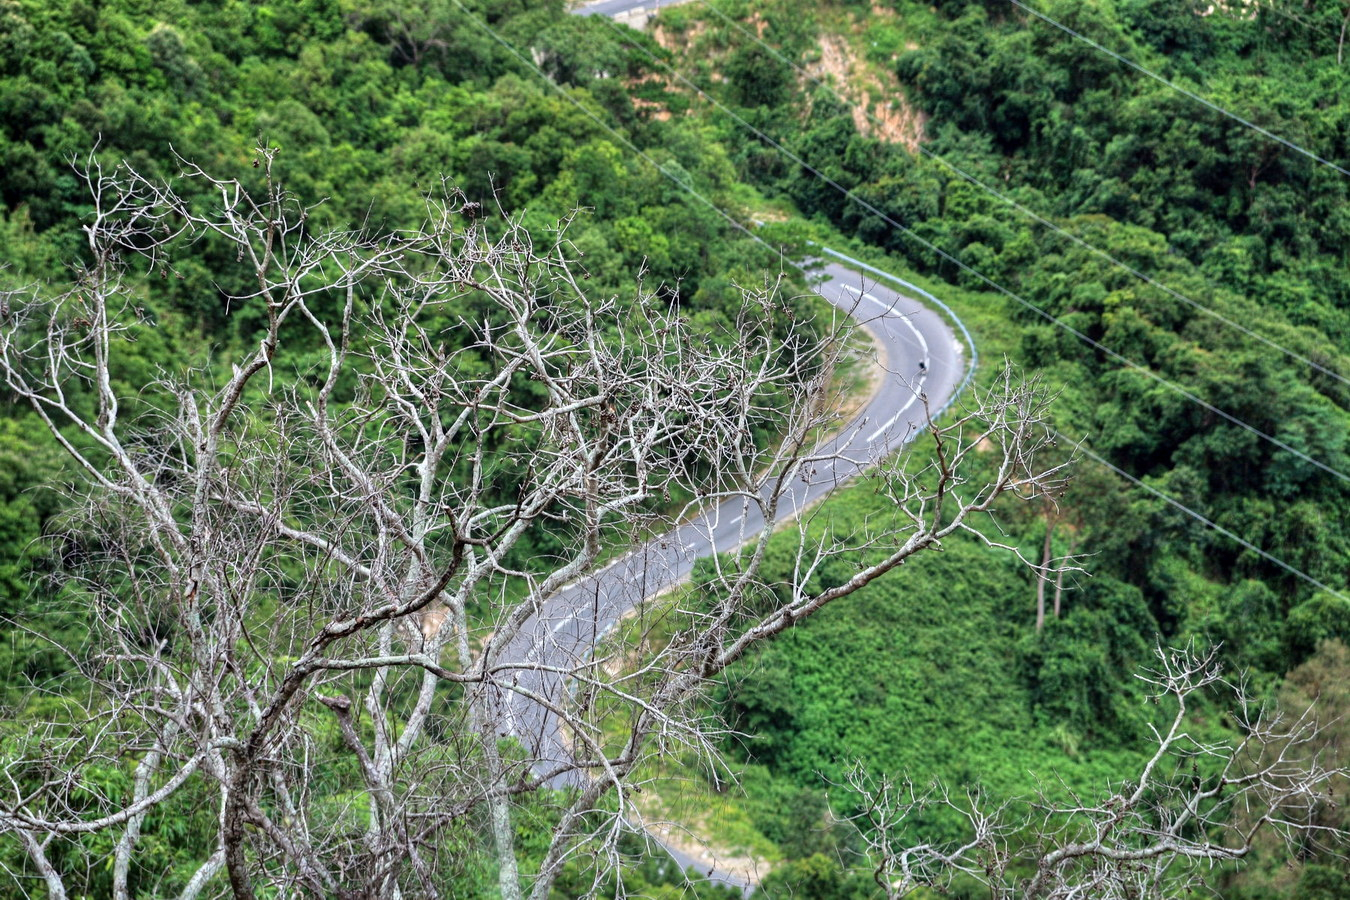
[0,0,1347,896]
[628,1,1350,896]
[0,0,812,894]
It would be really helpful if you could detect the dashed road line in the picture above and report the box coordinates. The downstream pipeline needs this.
[841,285,928,443]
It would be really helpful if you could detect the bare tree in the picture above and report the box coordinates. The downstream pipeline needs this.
[0,150,1070,899]
[841,641,1350,899]
[1033,467,1084,631]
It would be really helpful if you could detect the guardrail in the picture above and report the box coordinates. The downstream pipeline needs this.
[812,243,979,419]
[535,244,981,897]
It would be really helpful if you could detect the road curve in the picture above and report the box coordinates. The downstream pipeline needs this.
[529,10,971,892]
[495,256,970,891]
[574,0,697,22]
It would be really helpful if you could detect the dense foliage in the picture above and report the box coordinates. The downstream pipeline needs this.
[0,0,813,894]
[3,0,1349,895]
[0,0,793,657]
[631,0,1350,895]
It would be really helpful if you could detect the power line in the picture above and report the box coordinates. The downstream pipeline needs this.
[1260,2,1342,41]
[679,0,1350,598]
[695,0,1350,391]
[1073,440,1349,603]
[449,0,1346,604]
[1007,0,1350,178]
[446,0,979,429]
[592,10,1350,487]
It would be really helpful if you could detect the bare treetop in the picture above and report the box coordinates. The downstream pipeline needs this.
[843,641,1350,900]
[0,151,1074,899]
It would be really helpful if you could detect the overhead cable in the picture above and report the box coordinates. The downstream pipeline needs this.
[594,11,1350,487]
[1074,441,1349,603]
[695,0,1350,390]
[1007,0,1350,178]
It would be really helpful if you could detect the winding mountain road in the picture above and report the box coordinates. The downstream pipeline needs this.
[574,0,697,27]
[540,10,973,895]
[499,252,972,891]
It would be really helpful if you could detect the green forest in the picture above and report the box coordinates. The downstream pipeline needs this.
[1,0,1348,896]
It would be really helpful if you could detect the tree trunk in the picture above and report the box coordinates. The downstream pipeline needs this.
[1036,515,1055,632]
[1340,4,1349,66]
[487,736,523,900]
[1054,536,1077,619]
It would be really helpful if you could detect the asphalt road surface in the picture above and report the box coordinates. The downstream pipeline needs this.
[495,258,967,891]
[574,0,697,20]
[529,6,969,890]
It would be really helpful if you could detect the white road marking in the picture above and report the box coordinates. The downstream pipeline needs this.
[866,389,921,444]
[843,283,928,355]
[841,284,929,443]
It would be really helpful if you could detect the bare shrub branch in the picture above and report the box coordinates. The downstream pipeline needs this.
[842,641,1350,899]
[0,152,1073,899]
